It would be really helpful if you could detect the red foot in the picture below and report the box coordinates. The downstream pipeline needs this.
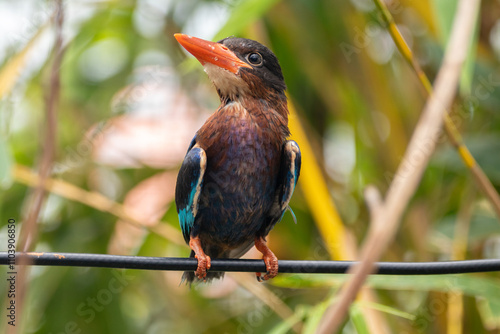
[189,236,211,280]
[254,236,278,281]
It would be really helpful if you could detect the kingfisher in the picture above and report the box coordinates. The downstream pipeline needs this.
[174,33,301,284]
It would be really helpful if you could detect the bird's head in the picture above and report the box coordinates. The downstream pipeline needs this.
[175,34,286,103]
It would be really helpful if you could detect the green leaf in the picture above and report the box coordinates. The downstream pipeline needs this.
[369,275,500,302]
[459,2,480,96]
[350,303,370,334]
[268,306,307,334]
[303,293,336,334]
[434,212,500,244]
[272,274,500,302]
[0,139,13,188]
[431,0,458,46]
[432,135,500,184]
[476,297,500,330]
[431,0,480,96]
[355,301,416,321]
[213,0,281,40]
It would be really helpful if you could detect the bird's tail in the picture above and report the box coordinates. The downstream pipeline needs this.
[181,250,225,286]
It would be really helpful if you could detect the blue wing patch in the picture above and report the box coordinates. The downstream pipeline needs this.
[175,145,207,242]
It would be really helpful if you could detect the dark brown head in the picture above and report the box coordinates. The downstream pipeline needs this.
[175,34,286,103]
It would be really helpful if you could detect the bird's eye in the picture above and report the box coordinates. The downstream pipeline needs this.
[246,52,263,66]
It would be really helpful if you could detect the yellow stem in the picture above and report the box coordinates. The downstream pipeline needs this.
[11,164,185,246]
[287,100,349,261]
[373,0,500,220]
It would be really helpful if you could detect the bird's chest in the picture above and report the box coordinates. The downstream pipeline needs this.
[203,108,281,194]
[196,103,285,210]
[194,102,286,246]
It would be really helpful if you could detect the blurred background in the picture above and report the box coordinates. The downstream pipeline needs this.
[1,0,500,333]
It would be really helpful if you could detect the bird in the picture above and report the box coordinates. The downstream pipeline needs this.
[174,33,301,284]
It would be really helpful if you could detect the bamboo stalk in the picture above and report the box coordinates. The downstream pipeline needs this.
[317,0,480,331]
[287,102,350,261]
[372,0,500,219]
[447,184,474,334]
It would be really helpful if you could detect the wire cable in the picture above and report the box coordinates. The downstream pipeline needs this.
[1,252,500,275]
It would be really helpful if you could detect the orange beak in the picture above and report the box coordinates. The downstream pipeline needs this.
[174,33,251,74]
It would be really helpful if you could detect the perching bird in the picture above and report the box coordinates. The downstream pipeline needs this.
[174,33,301,284]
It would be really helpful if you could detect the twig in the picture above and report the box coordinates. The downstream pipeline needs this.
[12,164,185,246]
[18,1,63,253]
[11,2,64,333]
[316,0,480,332]
[373,0,500,219]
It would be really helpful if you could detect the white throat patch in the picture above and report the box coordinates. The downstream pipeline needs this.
[203,63,250,100]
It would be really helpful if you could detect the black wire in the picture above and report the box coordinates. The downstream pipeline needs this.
[1,252,500,275]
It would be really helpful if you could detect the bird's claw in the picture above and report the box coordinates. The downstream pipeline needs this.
[189,236,211,280]
[195,254,211,280]
[255,271,273,282]
[254,236,279,282]
[263,252,279,280]
[256,251,278,282]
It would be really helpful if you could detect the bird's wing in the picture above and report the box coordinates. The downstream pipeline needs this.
[175,138,207,243]
[278,140,301,215]
[264,140,301,236]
